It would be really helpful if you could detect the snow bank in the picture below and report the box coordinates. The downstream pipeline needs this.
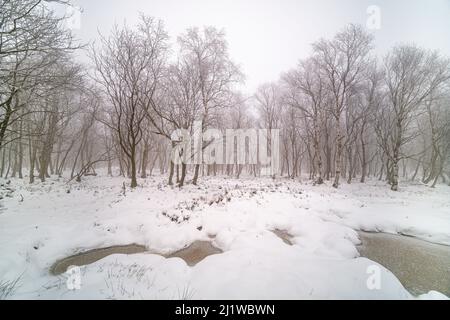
[0,174,449,299]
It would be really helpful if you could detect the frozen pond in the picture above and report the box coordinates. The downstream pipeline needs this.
[357,231,450,296]
[166,241,223,266]
[50,241,223,275]
[50,244,147,275]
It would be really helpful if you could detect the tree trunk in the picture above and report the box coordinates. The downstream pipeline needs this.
[168,160,175,185]
[313,122,323,185]
[192,164,200,185]
[411,158,421,181]
[360,125,367,183]
[391,120,402,191]
[140,142,148,179]
[178,163,187,187]
[333,124,343,188]
[130,146,137,188]
[391,159,399,191]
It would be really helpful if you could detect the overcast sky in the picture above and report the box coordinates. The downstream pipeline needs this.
[68,0,450,93]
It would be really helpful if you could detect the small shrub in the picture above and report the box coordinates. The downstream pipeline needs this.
[0,275,22,300]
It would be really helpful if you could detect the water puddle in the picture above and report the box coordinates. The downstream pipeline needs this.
[272,229,294,245]
[50,244,147,275]
[50,241,222,275]
[167,241,223,266]
[357,231,450,296]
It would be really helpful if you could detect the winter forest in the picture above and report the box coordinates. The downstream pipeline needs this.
[1,0,450,301]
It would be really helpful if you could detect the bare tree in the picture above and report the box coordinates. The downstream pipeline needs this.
[177,26,243,185]
[312,24,373,188]
[382,45,450,190]
[283,57,328,184]
[0,0,79,150]
[91,15,168,188]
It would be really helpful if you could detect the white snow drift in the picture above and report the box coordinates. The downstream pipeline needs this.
[0,174,449,299]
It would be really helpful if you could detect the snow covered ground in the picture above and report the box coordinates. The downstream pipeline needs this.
[0,173,449,300]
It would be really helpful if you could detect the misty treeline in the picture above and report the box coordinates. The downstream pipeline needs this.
[1,1,450,191]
